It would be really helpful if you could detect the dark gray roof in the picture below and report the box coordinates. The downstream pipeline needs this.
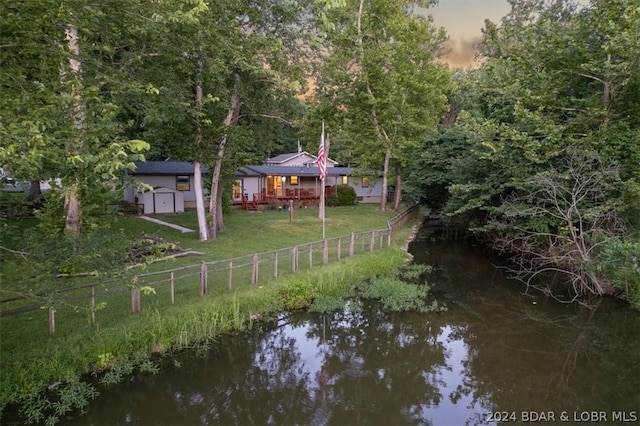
[266,152,337,165]
[133,161,208,175]
[238,165,368,177]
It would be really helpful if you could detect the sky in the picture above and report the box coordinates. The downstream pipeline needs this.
[417,0,512,68]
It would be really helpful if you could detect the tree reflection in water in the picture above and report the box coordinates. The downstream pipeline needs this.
[63,236,639,426]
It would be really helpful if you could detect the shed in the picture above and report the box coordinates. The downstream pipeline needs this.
[138,186,184,214]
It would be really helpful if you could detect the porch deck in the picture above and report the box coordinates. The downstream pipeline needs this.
[234,187,336,211]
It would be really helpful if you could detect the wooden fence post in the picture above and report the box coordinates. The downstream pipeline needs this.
[251,253,259,284]
[274,251,279,278]
[200,261,208,297]
[292,245,299,273]
[90,285,96,325]
[323,239,329,265]
[131,275,141,314]
[387,229,392,247]
[349,232,355,257]
[370,230,375,251]
[170,272,175,305]
[228,260,233,290]
[308,243,313,269]
[337,237,342,260]
[48,306,55,335]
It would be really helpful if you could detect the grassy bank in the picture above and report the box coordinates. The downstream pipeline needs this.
[0,206,421,424]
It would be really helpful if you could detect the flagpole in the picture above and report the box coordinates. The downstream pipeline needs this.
[318,121,327,239]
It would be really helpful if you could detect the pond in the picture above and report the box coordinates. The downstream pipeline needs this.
[63,223,639,425]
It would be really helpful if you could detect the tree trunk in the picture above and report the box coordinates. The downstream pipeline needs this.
[193,65,208,240]
[392,167,402,211]
[28,180,42,204]
[194,161,208,241]
[378,146,390,212]
[63,24,84,238]
[209,76,241,239]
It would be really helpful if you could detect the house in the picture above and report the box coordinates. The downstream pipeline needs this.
[124,161,208,214]
[234,151,383,209]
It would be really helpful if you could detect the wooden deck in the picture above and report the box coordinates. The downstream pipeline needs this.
[234,187,336,211]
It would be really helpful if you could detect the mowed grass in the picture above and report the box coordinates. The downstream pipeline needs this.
[117,204,398,271]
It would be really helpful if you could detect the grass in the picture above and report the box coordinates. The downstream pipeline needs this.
[0,204,421,424]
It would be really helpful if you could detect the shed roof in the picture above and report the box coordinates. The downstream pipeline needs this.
[132,161,208,175]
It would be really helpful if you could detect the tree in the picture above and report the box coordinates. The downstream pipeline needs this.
[311,0,451,211]
[0,0,150,238]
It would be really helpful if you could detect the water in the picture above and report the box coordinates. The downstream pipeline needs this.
[63,225,640,425]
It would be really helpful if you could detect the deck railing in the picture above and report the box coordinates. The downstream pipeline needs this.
[0,204,420,335]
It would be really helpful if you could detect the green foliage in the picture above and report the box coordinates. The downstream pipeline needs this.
[21,380,99,426]
[277,279,318,310]
[326,184,357,206]
[595,238,640,307]
[358,276,444,313]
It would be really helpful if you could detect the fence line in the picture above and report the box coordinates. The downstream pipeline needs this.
[0,204,420,334]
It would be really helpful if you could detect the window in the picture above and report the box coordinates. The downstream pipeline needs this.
[290,176,299,185]
[176,175,190,191]
[341,176,348,185]
[361,176,369,188]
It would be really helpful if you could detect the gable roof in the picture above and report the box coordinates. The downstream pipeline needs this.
[132,161,208,175]
[238,165,372,177]
[266,152,338,166]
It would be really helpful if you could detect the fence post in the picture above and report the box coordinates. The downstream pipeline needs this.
[200,261,208,297]
[48,306,55,335]
[370,230,376,251]
[170,272,175,304]
[379,231,384,248]
[251,253,259,284]
[387,229,392,247]
[308,243,313,269]
[323,239,329,265]
[90,285,96,325]
[349,232,355,257]
[228,260,233,290]
[337,237,342,260]
[274,251,279,278]
[131,275,141,314]
[292,245,299,273]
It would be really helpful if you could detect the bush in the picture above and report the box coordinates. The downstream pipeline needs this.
[327,185,357,206]
[595,238,640,307]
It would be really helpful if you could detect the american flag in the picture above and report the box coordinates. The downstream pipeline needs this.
[318,122,327,181]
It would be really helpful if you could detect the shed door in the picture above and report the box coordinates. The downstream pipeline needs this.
[154,193,175,214]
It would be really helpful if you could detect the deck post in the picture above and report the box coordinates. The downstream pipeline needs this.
[349,232,355,257]
[323,239,329,265]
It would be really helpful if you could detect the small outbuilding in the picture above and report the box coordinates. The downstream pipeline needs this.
[137,186,184,214]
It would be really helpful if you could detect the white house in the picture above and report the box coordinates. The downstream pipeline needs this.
[234,151,383,207]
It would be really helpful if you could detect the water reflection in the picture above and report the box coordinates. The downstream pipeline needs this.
[63,234,640,426]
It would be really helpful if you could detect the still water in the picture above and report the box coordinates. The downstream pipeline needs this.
[65,226,639,425]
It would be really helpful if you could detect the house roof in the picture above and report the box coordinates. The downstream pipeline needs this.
[132,161,208,175]
[238,165,368,177]
[266,152,337,166]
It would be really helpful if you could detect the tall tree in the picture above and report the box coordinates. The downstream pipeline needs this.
[311,0,451,211]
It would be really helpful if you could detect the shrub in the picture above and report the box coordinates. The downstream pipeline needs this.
[327,185,357,207]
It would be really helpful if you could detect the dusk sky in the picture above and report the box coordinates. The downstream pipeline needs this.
[418,0,512,68]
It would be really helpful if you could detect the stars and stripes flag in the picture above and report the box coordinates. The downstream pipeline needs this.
[318,121,327,181]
